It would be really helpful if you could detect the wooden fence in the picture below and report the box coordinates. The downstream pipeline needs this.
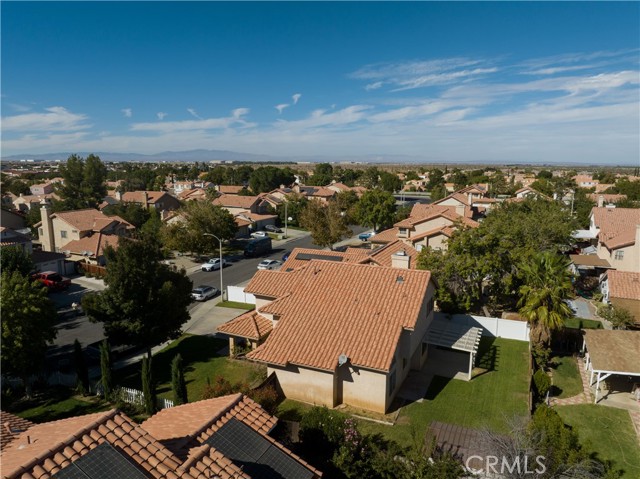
[78,262,107,278]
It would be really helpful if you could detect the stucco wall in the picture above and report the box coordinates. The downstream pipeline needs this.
[338,365,388,413]
[268,364,335,407]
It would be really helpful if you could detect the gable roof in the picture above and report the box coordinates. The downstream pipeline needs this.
[607,270,640,301]
[247,261,432,372]
[592,207,640,250]
[213,194,261,209]
[279,247,370,272]
[217,310,273,340]
[121,191,170,204]
[217,185,245,195]
[395,203,479,229]
[62,232,121,257]
[371,227,400,244]
[50,208,134,232]
[366,240,419,269]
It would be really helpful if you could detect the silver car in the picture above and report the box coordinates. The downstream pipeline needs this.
[201,258,228,271]
[191,285,219,301]
[257,259,281,270]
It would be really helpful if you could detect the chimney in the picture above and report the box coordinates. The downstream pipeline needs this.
[143,191,149,209]
[115,190,123,201]
[468,192,473,206]
[598,195,605,208]
[40,200,55,252]
[391,250,411,269]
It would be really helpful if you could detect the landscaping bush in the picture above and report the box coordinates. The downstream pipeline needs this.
[247,385,279,415]
[300,406,347,460]
[533,369,551,399]
[201,376,236,399]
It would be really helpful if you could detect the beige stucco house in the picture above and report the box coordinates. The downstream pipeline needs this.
[220,260,436,414]
[589,207,640,273]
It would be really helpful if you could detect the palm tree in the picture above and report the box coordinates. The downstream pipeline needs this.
[517,251,574,346]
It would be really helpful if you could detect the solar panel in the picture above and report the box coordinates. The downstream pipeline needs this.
[205,418,314,479]
[295,252,344,262]
[54,442,148,479]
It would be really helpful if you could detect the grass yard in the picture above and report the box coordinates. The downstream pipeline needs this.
[550,354,583,399]
[7,387,111,423]
[217,301,254,310]
[564,317,603,329]
[359,338,530,448]
[557,404,640,478]
[114,334,266,402]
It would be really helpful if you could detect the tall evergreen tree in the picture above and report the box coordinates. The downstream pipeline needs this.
[171,353,188,405]
[141,356,156,415]
[74,339,90,396]
[99,339,113,399]
[57,154,107,209]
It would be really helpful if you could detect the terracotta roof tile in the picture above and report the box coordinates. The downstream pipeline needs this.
[212,194,260,209]
[61,232,121,257]
[608,270,640,300]
[121,191,168,204]
[371,227,400,244]
[245,268,307,298]
[217,185,245,194]
[0,412,34,451]
[217,310,273,340]
[52,208,134,232]
[247,261,432,371]
[366,240,419,269]
[592,207,640,250]
[280,247,370,272]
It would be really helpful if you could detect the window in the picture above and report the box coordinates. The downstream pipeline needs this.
[60,230,67,239]
[614,250,624,260]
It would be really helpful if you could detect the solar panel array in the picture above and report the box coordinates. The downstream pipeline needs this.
[53,442,148,479]
[205,418,314,479]
[295,252,344,262]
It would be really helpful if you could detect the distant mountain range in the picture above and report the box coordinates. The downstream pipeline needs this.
[1,149,634,166]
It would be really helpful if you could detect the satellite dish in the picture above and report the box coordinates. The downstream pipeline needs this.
[338,354,348,366]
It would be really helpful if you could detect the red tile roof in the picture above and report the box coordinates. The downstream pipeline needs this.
[51,208,134,233]
[608,270,640,301]
[61,232,121,257]
[371,227,400,244]
[213,194,261,209]
[279,247,370,272]
[0,411,34,451]
[217,185,245,194]
[217,310,273,340]
[121,191,169,204]
[366,240,419,269]
[592,207,640,250]
[247,261,432,372]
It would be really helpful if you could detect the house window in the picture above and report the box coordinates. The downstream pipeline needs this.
[60,230,67,239]
[399,228,408,235]
[614,250,624,260]
[389,372,396,395]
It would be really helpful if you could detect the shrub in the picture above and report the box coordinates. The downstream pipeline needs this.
[201,376,235,399]
[247,385,279,415]
[300,406,347,460]
[533,369,551,399]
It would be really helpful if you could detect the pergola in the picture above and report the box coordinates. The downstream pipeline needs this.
[582,329,640,404]
[425,321,483,380]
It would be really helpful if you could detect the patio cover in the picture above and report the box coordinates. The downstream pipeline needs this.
[583,330,640,403]
[573,229,597,240]
[569,254,611,269]
[425,321,483,380]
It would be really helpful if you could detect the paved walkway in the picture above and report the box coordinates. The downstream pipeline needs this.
[551,355,592,406]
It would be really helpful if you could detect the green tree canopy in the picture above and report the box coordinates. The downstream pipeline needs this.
[1,271,57,394]
[248,166,295,194]
[276,193,308,227]
[300,200,352,249]
[355,189,396,232]
[102,202,151,229]
[307,163,333,186]
[0,246,34,276]
[57,154,107,210]
[82,237,193,357]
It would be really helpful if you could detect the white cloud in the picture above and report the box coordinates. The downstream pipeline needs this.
[121,108,132,118]
[131,108,253,133]
[292,93,302,105]
[187,108,202,120]
[1,106,90,132]
[8,103,32,113]
[365,81,383,91]
[275,103,289,114]
[157,112,168,120]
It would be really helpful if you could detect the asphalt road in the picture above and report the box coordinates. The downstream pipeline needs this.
[188,225,369,292]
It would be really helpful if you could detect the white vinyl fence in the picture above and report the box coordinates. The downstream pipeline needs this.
[227,286,256,305]
[434,313,530,342]
[96,384,174,409]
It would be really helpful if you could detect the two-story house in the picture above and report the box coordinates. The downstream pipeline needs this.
[221,261,436,414]
[120,190,181,212]
[589,207,640,273]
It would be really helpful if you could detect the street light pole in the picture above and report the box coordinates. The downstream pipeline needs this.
[284,201,288,239]
[203,233,224,300]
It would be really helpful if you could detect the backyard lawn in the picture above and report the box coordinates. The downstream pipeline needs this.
[114,334,267,402]
[356,337,530,448]
[557,404,640,478]
[8,387,111,423]
[550,354,583,399]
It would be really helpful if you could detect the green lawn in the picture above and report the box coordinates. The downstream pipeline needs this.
[557,405,640,478]
[8,387,111,423]
[360,338,530,448]
[114,334,267,402]
[564,317,603,329]
[550,355,583,399]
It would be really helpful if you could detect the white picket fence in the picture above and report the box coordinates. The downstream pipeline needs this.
[107,386,174,409]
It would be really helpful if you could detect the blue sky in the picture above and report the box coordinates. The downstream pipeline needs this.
[2,2,639,164]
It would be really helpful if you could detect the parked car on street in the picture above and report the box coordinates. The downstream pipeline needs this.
[265,224,283,233]
[201,258,228,271]
[257,259,281,270]
[251,231,268,238]
[191,285,218,301]
[244,237,273,257]
[31,271,71,291]
[281,251,291,262]
[359,232,375,241]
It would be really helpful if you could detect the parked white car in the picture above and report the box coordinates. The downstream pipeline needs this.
[191,285,219,301]
[251,231,268,238]
[201,258,228,271]
[257,259,281,270]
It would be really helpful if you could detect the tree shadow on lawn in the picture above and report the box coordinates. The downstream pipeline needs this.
[115,335,227,389]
